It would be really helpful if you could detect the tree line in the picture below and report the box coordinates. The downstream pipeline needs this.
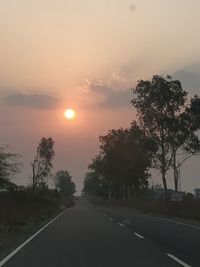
[84,75,200,199]
[0,137,75,197]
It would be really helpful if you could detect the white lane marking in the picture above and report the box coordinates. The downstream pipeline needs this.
[118,223,125,227]
[167,254,191,267]
[104,214,107,217]
[164,219,200,231]
[137,213,200,231]
[109,218,114,221]
[134,232,144,239]
[0,207,73,267]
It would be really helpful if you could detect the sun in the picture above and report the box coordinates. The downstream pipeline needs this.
[64,109,76,120]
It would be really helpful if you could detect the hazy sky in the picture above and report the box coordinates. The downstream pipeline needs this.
[1,0,200,192]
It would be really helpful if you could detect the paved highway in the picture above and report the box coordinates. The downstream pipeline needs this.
[1,198,197,266]
[97,206,200,267]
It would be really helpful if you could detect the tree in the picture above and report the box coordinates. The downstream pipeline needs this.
[83,172,107,197]
[31,137,55,189]
[166,109,200,191]
[0,146,20,191]
[88,122,155,199]
[54,170,75,196]
[131,75,187,194]
[177,95,200,174]
[187,95,200,130]
[88,155,112,198]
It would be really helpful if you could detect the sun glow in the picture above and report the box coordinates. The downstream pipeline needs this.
[64,109,76,120]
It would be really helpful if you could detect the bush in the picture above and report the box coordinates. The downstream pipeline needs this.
[0,188,74,233]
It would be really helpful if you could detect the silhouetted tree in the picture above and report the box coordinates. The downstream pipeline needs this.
[132,75,187,195]
[31,137,55,190]
[88,155,112,198]
[0,146,20,191]
[187,95,200,130]
[54,170,75,196]
[166,109,200,191]
[83,172,107,197]
[88,122,155,199]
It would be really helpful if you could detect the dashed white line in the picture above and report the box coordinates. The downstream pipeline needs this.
[134,232,144,239]
[118,223,125,227]
[167,254,191,267]
[0,207,72,267]
[109,218,114,221]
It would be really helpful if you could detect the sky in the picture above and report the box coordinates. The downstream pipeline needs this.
[1,0,200,193]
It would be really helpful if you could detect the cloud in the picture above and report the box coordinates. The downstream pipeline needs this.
[98,86,132,108]
[174,70,200,93]
[89,82,132,108]
[5,92,60,109]
[78,73,132,109]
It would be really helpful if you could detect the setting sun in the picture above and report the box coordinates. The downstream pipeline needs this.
[64,109,76,120]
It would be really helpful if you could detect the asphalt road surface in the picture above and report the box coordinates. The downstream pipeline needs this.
[1,198,198,267]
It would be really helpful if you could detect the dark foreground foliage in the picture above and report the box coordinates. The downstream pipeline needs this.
[0,188,75,260]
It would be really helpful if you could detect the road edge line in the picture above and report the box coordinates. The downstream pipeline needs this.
[0,207,73,267]
[137,213,200,231]
[166,253,191,267]
[164,218,200,231]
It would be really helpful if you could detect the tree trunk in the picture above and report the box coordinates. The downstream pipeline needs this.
[161,129,168,198]
[32,163,35,190]
[172,149,178,191]
[32,159,37,190]
[174,165,178,192]
[162,171,168,196]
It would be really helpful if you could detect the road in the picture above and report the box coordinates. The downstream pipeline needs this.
[1,198,198,267]
[97,205,200,267]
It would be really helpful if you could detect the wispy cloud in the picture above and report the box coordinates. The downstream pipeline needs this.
[98,86,132,108]
[5,92,60,109]
[78,69,133,108]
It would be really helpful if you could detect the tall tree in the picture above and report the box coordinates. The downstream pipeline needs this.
[131,75,187,194]
[166,110,200,191]
[31,137,55,189]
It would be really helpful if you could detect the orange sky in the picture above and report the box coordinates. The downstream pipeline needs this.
[1,0,200,192]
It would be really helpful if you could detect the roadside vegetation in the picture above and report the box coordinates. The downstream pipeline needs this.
[84,75,200,220]
[88,194,200,224]
[0,138,75,259]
